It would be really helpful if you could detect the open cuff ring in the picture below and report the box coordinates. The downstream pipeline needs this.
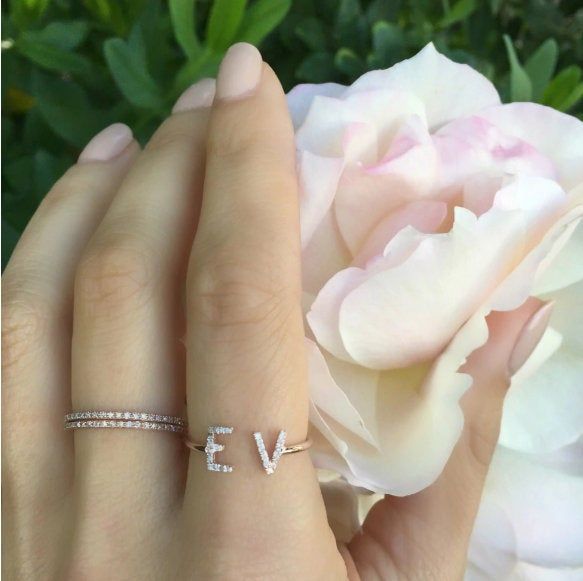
[184,425,312,475]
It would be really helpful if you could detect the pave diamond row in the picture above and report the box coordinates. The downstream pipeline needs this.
[205,426,234,472]
[64,420,185,433]
[65,411,186,427]
[254,430,287,475]
[207,462,233,472]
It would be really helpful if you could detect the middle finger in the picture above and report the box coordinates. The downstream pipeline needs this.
[68,81,215,567]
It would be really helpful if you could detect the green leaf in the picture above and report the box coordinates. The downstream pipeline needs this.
[104,37,163,110]
[3,157,34,196]
[296,52,336,83]
[31,72,105,147]
[82,0,128,36]
[543,66,583,112]
[524,39,559,101]
[28,21,91,51]
[206,0,247,52]
[16,37,93,77]
[173,48,223,94]
[337,0,362,28]
[169,0,201,60]
[366,0,401,24]
[33,150,71,201]
[558,84,583,112]
[490,0,502,14]
[371,21,405,67]
[2,219,21,270]
[294,17,328,52]
[237,0,291,45]
[12,0,50,29]
[439,0,478,27]
[335,0,368,53]
[503,35,532,102]
[334,47,364,78]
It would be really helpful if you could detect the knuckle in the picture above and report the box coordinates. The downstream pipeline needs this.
[188,247,297,331]
[2,291,49,373]
[145,122,198,155]
[76,241,155,313]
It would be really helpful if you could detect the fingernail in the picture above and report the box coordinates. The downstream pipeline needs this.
[79,123,133,163]
[173,78,216,113]
[216,42,262,101]
[508,301,555,375]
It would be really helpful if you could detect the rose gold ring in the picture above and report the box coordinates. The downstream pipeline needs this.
[64,411,187,434]
[184,425,312,474]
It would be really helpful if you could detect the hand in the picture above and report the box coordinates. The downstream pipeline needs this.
[3,43,536,581]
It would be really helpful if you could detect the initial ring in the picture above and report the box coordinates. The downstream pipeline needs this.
[184,425,312,475]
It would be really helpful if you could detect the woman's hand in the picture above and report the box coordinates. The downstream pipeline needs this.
[3,43,538,580]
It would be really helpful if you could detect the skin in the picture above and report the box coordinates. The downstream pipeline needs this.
[2,46,538,580]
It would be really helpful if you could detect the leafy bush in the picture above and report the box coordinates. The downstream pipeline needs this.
[3,0,583,266]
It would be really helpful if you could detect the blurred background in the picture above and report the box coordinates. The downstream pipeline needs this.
[3,0,583,266]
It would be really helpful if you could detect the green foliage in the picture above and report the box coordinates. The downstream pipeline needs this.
[169,0,200,60]
[3,0,583,266]
[206,0,247,51]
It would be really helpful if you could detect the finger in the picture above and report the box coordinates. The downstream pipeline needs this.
[2,124,138,578]
[182,44,341,577]
[68,81,215,571]
[348,299,550,579]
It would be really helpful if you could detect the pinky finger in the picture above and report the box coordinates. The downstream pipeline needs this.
[2,124,139,579]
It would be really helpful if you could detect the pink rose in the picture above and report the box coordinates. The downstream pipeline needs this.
[289,44,583,575]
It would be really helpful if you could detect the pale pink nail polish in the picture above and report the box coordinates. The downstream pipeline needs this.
[173,78,216,113]
[508,301,555,375]
[216,42,262,100]
[78,123,133,163]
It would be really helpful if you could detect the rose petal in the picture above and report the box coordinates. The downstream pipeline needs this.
[296,88,427,159]
[500,281,583,453]
[309,306,486,494]
[338,202,531,368]
[302,210,351,295]
[491,202,581,313]
[306,338,378,447]
[346,43,501,129]
[478,103,583,190]
[296,94,369,157]
[319,479,360,543]
[287,82,346,129]
[512,562,583,580]
[334,116,439,255]
[467,499,518,580]
[534,214,583,295]
[480,447,583,568]
[298,150,344,248]
[353,200,447,267]
[434,115,557,195]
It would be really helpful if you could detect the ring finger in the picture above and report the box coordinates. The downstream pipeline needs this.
[68,81,215,572]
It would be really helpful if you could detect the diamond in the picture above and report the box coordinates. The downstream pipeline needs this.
[204,426,233,473]
[254,430,286,475]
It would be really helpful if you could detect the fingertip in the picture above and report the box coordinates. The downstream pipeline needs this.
[216,42,263,101]
[78,123,134,163]
[173,78,216,113]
